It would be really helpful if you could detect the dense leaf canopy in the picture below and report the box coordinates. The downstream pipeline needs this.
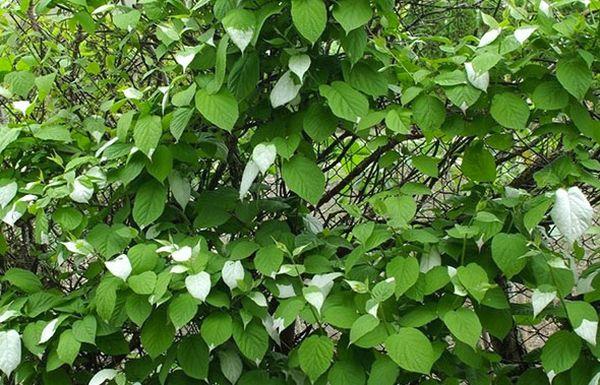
[0,0,599,384]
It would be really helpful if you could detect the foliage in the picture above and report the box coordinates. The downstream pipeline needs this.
[0,0,599,384]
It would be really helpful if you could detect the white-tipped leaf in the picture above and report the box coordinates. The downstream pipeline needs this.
[270,71,301,108]
[171,246,192,262]
[575,319,598,346]
[105,254,132,281]
[550,187,594,244]
[175,46,199,72]
[289,54,311,80]
[13,100,30,115]
[0,180,17,209]
[465,62,489,92]
[39,318,60,344]
[222,9,256,53]
[531,288,557,318]
[251,143,277,174]
[514,26,537,44]
[89,369,118,385]
[222,260,245,290]
[0,330,21,377]
[303,214,323,234]
[239,160,260,200]
[70,176,94,203]
[185,271,211,301]
[420,246,442,273]
[478,28,501,47]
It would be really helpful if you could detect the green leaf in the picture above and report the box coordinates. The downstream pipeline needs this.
[491,233,529,278]
[201,312,233,349]
[412,156,440,178]
[304,103,338,142]
[3,268,43,293]
[177,334,209,379]
[5,70,35,97]
[169,108,193,141]
[386,256,419,298]
[72,316,97,345]
[127,243,158,274]
[350,314,380,345]
[228,52,260,100]
[232,320,269,364]
[57,330,81,366]
[348,61,389,97]
[383,195,416,227]
[385,328,435,374]
[556,58,592,100]
[332,0,372,33]
[195,89,239,131]
[87,223,130,258]
[457,263,490,302]
[490,93,530,129]
[462,142,496,182]
[291,0,327,44]
[146,145,172,182]
[523,199,552,232]
[113,9,140,30]
[255,244,284,277]
[126,294,152,327]
[443,308,482,348]
[412,94,446,133]
[367,357,399,385]
[206,34,229,93]
[128,271,157,295]
[132,179,167,228]
[35,72,56,99]
[328,360,366,385]
[168,293,198,330]
[141,309,175,359]
[96,278,119,321]
[133,115,162,158]
[299,335,334,382]
[282,155,325,205]
[541,331,581,375]
[385,109,410,134]
[0,126,20,155]
[319,81,369,123]
[219,349,243,385]
[53,207,83,231]
[532,81,570,110]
